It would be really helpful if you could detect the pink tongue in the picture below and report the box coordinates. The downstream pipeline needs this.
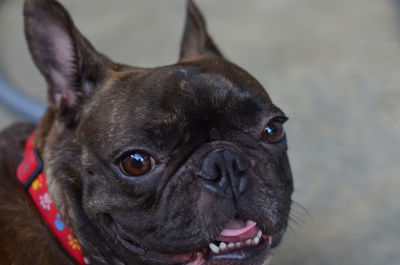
[216,219,258,242]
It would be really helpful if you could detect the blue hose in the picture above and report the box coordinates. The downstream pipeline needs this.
[395,0,400,31]
[0,74,46,122]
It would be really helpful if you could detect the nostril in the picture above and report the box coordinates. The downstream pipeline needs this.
[197,150,225,181]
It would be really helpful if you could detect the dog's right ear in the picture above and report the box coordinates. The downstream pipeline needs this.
[24,0,111,125]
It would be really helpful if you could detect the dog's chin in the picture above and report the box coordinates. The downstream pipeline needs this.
[101,214,284,265]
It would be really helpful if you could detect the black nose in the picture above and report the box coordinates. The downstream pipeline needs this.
[197,149,250,199]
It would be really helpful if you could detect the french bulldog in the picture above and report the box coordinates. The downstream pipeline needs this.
[0,0,293,264]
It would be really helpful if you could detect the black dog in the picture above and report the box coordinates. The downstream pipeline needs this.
[0,0,293,264]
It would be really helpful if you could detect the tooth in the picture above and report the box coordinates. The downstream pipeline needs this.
[219,242,227,251]
[228,242,235,250]
[209,243,219,254]
[245,239,252,246]
[257,230,262,239]
[236,242,243,248]
[253,236,260,245]
[268,236,273,246]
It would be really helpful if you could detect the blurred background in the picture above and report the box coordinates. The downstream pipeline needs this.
[1,0,400,264]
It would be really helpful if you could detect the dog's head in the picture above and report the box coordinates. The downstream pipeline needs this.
[24,0,293,264]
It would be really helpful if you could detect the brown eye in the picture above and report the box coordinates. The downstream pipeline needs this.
[119,152,156,176]
[262,120,285,143]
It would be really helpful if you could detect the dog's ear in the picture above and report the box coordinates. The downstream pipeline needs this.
[24,0,111,124]
[179,0,222,62]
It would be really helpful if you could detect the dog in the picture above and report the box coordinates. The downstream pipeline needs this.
[0,0,293,264]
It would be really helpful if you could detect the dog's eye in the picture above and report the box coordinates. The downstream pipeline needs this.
[262,118,286,144]
[119,152,156,176]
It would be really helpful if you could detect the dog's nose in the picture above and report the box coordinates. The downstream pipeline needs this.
[197,149,250,199]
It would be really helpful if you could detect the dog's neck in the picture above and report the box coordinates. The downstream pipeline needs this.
[34,110,72,223]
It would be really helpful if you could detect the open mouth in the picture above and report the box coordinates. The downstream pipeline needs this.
[185,218,285,264]
[111,217,285,265]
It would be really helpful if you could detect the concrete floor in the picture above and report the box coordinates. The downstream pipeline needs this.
[1,0,400,264]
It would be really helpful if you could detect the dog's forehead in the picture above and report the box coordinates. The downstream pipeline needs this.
[114,59,271,109]
[84,58,276,142]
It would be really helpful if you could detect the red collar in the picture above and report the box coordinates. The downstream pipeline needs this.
[17,134,88,265]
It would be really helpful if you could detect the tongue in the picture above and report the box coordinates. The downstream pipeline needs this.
[216,219,259,242]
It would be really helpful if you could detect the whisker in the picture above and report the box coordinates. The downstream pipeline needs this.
[292,200,312,220]
[286,223,297,237]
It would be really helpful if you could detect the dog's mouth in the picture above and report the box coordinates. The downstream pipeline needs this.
[111,217,285,264]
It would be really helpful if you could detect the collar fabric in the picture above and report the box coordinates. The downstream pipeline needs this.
[17,134,88,265]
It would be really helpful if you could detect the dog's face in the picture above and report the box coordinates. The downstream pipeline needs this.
[25,0,293,264]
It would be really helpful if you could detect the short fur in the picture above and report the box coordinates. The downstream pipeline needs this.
[0,0,293,264]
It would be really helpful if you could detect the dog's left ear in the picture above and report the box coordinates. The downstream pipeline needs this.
[179,0,222,62]
[24,0,112,125]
